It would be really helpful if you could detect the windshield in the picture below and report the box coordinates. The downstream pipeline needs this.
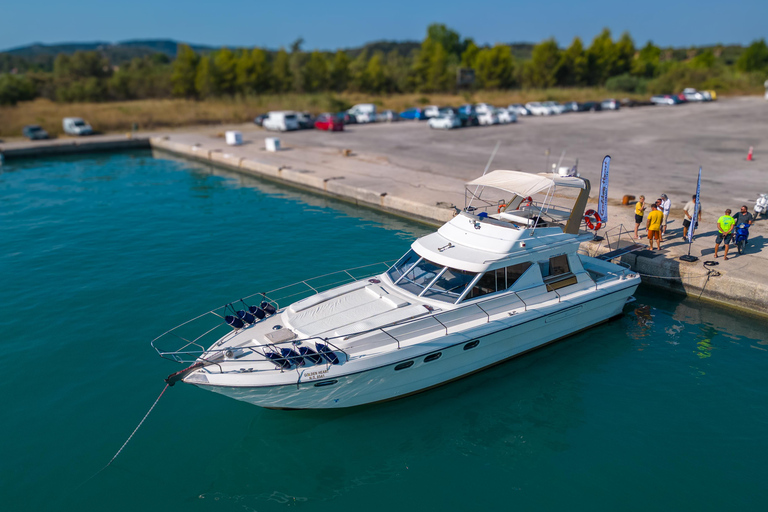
[396,259,442,296]
[74,121,86,127]
[422,268,476,303]
[386,250,420,283]
[284,115,297,121]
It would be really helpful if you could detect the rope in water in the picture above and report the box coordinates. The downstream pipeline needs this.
[75,383,169,490]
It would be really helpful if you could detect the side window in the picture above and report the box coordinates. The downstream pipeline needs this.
[466,271,497,299]
[549,255,570,278]
[504,262,532,288]
[398,259,442,296]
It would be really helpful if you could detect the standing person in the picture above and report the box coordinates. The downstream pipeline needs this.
[683,194,702,240]
[634,195,646,238]
[646,203,664,250]
[659,193,672,239]
[714,209,736,260]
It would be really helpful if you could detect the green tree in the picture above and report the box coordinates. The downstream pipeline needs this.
[474,44,516,89]
[364,52,388,93]
[556,37,588,86]
[631,41,661,77]
[195,55,216,98]
[272,48,292,92]
[0,73,37,105]
[586,28,616,85]
[524,39,561,88]
[171,44,199,98]
[235,48,271,95]
[329,50,351,92]
[736,39,768,72]
[426,23,462,56]
[689,50,716,69]
[302,50,329,92]
[613,32,635,76]
[213,48,237,95]
[426,41,451,91]
[461,39,480,68]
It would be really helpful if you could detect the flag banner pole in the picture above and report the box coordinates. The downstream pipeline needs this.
[680,167,702,262]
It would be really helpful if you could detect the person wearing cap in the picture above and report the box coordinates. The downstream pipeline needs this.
[659,193,671,239]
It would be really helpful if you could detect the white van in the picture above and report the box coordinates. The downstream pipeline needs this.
[62,117,94,136]
[347,104,377,123]
[262,111,300,132]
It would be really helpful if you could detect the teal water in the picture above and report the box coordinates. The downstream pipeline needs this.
[1,151,767,511]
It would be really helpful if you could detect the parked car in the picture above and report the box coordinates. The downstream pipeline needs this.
[427,111,461,129]
[254,114,268,126]
[22,125,49,140]
[507,104,531,116]
[399,107,428,120]
[314,113,344,132]
[295,111,315,129]
[262,111,300,132]
[348,103,377,123]
[477,109,499,125]
[650,95,682,106]
[704,90,717,100]
[423,105,441,118]
[376,110,399,122]
[62,117,93,136]
[578,101,603,112]
[561,101,579,113]
[525,102,553,116]
[335,111,357,124]
[495,108,517,124]
[542,101,566,114]
[474,103,495,115]
[601,99,620,110]
[681,88,706,102]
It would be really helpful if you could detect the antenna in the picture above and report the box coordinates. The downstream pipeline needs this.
[467,141,501,211]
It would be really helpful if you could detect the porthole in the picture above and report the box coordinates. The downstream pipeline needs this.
[424,352,442,362]
[464,340,480,350]
[394,361,414,371]
[314,380,338,387]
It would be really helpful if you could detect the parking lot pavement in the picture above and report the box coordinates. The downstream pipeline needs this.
[258,97,767,216]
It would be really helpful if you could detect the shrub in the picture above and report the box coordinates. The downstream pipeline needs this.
[605,73,648,93]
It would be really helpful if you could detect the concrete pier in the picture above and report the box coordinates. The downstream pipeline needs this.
[2,97,766,316]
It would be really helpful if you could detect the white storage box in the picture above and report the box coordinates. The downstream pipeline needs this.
[265,137,280,152]
[225,131,242,146]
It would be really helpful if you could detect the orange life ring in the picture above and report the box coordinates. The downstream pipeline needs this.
[522,196,533,207]
[583,209,603,230]
[497,202,507,213]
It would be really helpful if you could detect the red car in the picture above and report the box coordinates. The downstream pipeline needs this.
[314,113,344,131]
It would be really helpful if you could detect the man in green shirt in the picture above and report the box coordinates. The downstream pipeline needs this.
[714,209,736,260]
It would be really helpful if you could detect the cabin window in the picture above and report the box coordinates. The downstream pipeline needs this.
[464,340,480,350]
[465,262,532,300]
[387,250,420,283]
[424,352,442,362]
[466,271,497,299]
[397,259,442,295]
[395,361,414,371]
[549,255,570,277]
[421,268,477,303]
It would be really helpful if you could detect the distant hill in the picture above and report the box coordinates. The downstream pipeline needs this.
[2,39,214,60]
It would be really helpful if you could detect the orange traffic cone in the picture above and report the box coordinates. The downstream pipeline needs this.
[747,146,754,161]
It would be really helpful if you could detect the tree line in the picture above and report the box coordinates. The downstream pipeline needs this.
[2,24,768,106]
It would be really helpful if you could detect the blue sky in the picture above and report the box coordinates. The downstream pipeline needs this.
[2,0,766,51]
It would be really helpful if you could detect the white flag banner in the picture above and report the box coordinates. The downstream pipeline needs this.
[597,155,610,224]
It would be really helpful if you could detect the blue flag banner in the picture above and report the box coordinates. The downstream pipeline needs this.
[597,155,610,224]
[687,167,702,243]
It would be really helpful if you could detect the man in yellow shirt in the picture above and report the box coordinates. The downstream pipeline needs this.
[714,209,736,260]
[646,203,664,250]
[633,195,646,238]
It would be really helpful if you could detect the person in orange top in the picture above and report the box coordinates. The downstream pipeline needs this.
[646,203,664,250]
[633,195,646,238]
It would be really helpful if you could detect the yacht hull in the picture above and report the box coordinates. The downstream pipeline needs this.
[192,283,637,409]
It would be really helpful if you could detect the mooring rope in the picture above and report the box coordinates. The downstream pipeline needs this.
[75,383,169,490]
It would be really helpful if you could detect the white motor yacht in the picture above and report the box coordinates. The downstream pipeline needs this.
[153,169,640,409]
